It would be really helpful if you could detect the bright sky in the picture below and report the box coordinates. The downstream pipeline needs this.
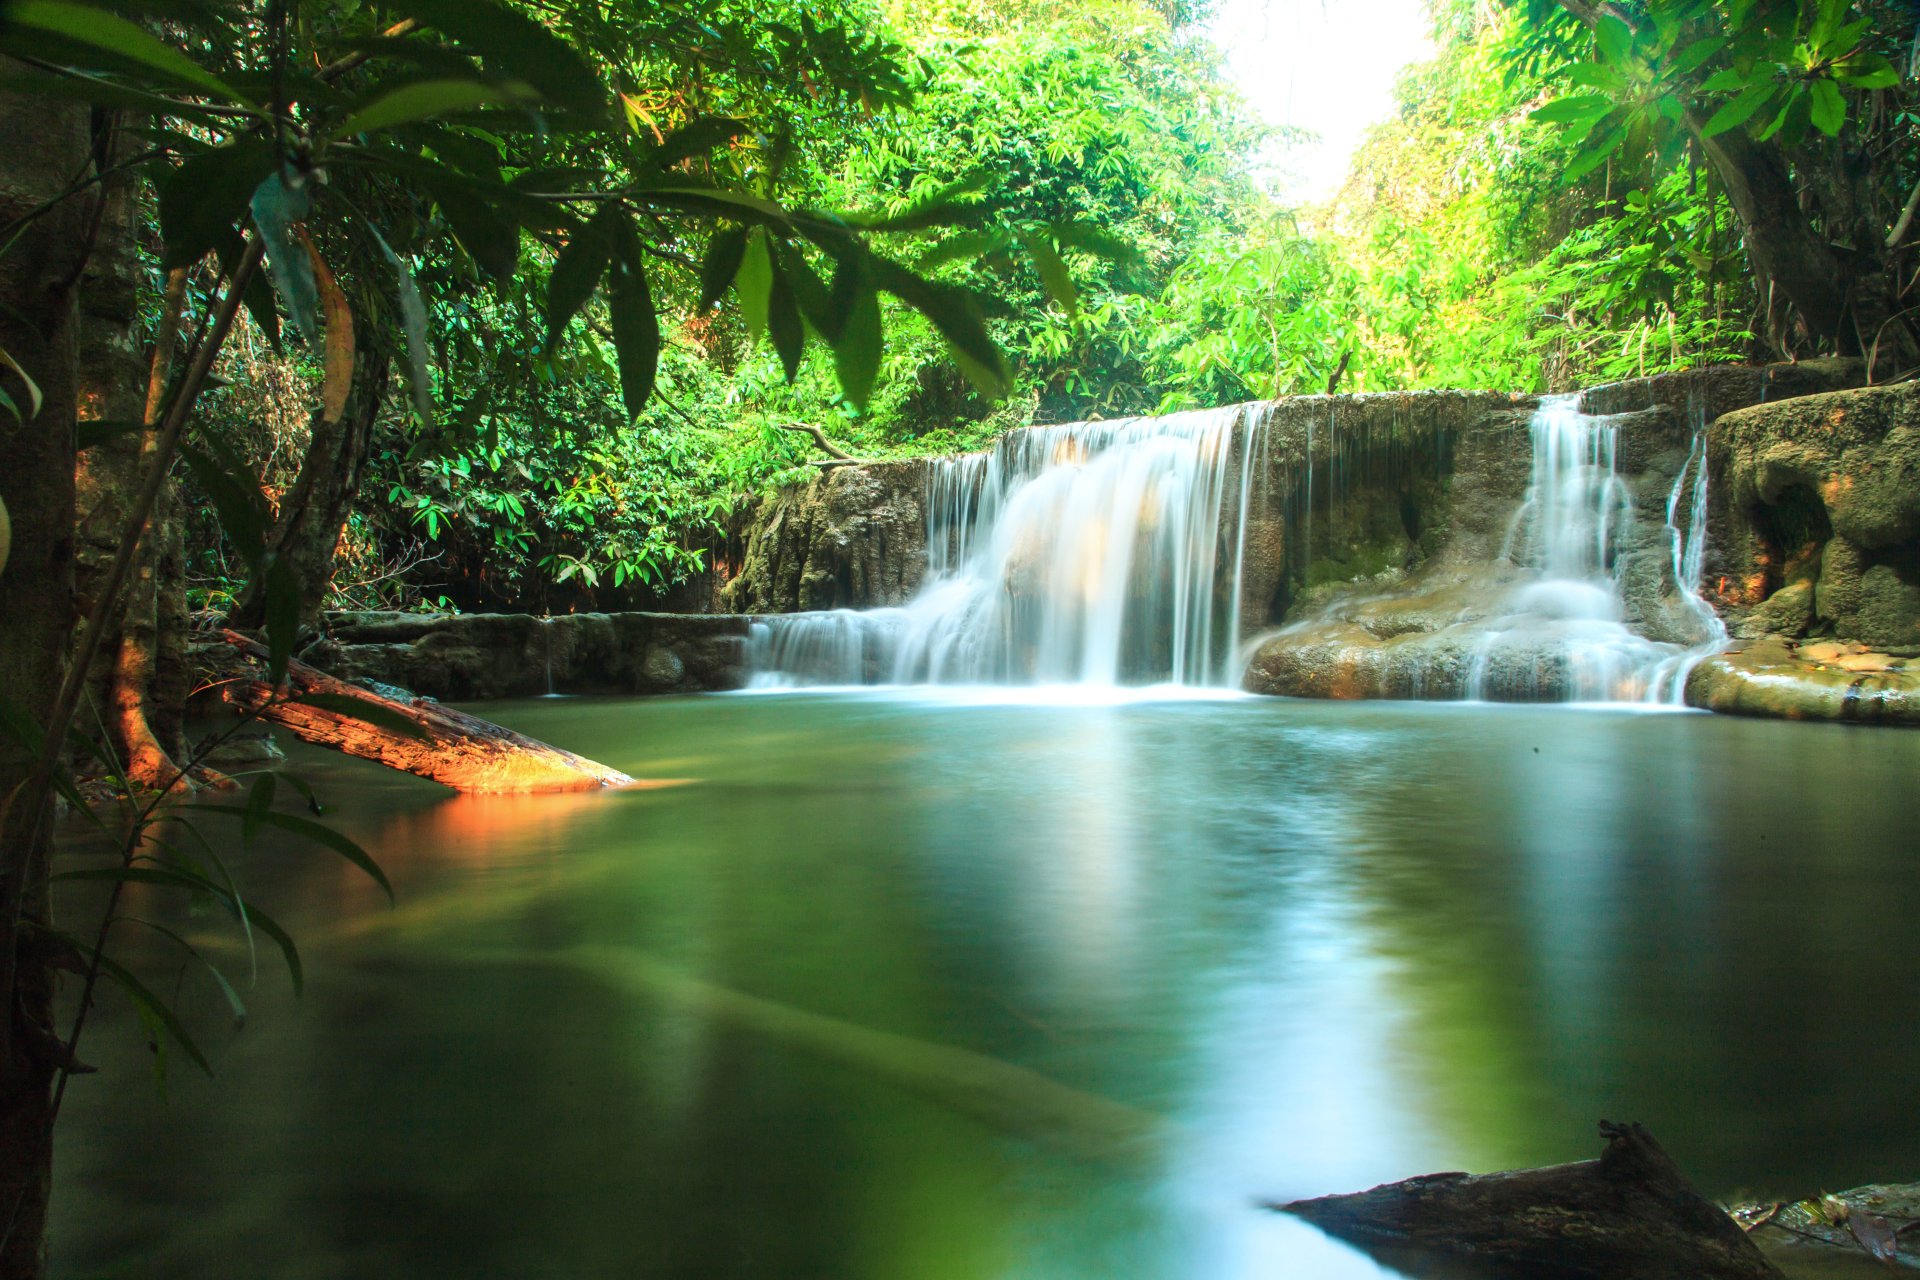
[1204,0,1437,200]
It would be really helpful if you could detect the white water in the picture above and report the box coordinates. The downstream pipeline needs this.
[748,395,1728,703]
[747,406,1261,689]
[1465,395,1723,704]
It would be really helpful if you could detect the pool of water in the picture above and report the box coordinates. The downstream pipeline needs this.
[50,694,1920,1278]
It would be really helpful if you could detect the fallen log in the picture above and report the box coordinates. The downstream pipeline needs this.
[203,630,632,793]
[1276,1121,1785,1280]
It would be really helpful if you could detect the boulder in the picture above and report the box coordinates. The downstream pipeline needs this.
[1684,635,1920,725]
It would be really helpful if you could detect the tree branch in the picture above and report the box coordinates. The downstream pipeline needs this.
[781,420,858,461]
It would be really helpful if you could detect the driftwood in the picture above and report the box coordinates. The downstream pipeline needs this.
[1277,1121,1786,1280]
[206,630,632,793]
[780,420,873,468]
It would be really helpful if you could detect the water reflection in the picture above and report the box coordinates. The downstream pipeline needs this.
[50,696,1920,1278]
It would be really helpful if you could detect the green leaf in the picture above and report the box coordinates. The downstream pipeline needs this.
[2,0,253,106]
[180,435,270,568]
[335,78,537,138]
[607,223,659,420]
[1563,127,1626,182]
[218,230,281,353]
[1530,94,1614,125]
[157,139,276,271]
[285,691,428,740]
[1702,79,1777,136]
[1836,61,1899,90]
[832,283,883,411]
[126,919,246,1029]
[420,171,520,281]
[638,186,792,223]
[698,226,748,313]
[735,227,773,343]
[399,0,601,114]
[250,167,318,344]
[0,347,45,420]
[545,204,617,348]
[364,222,431,422]
[1595,14,1635,65]
[869,257,1009,398]
[646,116,750,171]
[1021,231,1077,320]
[766,259,805,382]
[194,805,394,902]
[1808,77,1845,136]
[93,951,213,1076]
[261,555,301,685]
[242,771,278,844]
[1567,61,1627,93]
[1695,67,1748,94]
[1669,35,1726,78]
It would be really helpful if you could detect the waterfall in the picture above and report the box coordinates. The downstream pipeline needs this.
[748,406,1259,689]
[1466,395,1721,705]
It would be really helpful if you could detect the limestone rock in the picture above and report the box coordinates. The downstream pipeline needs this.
[298,611,751,700]
[722,459,932,613]
[1710,382,1920,650]
[1684,636,1920,725]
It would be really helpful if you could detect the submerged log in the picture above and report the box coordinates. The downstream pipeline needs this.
[1277,1121,1786,1280]
[205,630,632,793]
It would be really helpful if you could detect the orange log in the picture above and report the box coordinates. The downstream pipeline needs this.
[209,630,632,793]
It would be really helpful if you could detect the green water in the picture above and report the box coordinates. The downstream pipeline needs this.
[50,693,1920,1278]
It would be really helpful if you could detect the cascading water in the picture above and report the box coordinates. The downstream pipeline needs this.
[1465,394,1722,704]
[747,406,1259,689]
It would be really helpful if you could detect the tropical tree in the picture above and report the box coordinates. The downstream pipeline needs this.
[1522,0,1918,375]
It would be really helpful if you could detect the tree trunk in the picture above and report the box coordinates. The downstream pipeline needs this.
[1698,128,1918,373]
[229,305,391,631]
[73,115,190,788]
[1277,1122,1785,1280]
[206,632,633,792]
[0,80,92,1280]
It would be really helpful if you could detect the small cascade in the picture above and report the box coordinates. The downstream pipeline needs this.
[1466,395,1719,704]
[748,406,1261,689]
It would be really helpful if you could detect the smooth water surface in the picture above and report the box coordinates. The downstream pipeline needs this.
[52,696,1920,1278]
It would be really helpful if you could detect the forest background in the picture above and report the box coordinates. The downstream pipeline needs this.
[154,0,1913,618]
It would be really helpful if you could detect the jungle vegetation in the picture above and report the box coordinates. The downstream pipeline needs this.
[0,1,1915,1274]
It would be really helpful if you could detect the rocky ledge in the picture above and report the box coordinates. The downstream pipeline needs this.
[1684,636,1920,726]
[301,610,751,701]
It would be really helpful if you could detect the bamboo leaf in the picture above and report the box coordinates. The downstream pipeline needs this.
[833,283,883,410]
[2,0,254,106]
[766,258,805,382]
[607,222,659,419]
[545,203,617,349]
[698,226,748,313]
[193,805,393,902]
[158,139,276,271]
[399,0,602,113]
[0,347,44,421]
[94,951,213,1077]
[1021,231,1078,320]
[735,227,773,343]
[336,77,537,138]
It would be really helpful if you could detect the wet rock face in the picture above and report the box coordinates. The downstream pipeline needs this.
[1710,381,1920,651]
[721,460,932,614]
[302,611,751,700]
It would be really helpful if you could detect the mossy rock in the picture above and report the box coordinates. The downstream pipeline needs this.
[1684,636,1920,726]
